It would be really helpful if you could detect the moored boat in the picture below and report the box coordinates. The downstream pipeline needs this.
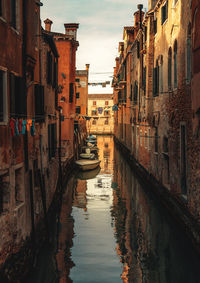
[79,153,95,160]
[75,159,101,171]
[76,166,101,180]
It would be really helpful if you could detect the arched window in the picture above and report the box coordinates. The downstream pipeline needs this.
[186,23,192,82]
[153,59,159,96]
[174,40,178,88]
[168,47,172,89]
[133,81,138,105]
[160,55,164,92]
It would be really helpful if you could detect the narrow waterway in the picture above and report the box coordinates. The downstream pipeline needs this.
[25,135,200,283]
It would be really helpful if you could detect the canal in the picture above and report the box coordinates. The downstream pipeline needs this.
[25,135,200,283]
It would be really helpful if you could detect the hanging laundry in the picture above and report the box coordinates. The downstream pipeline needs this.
[10,118,15,137]
[18,119,22,133]
[30,119,35,136]
[15,119,19,136]
[21,120,27,134]
[26,119,32,131]
[112,105,119,111]
[98,107,103,114]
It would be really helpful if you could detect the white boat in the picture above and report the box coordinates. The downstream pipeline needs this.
[75,159,101,171]
[79,153,95,160]
[81,146,99,154]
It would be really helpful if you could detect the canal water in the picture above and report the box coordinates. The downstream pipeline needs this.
[25,135,200,283]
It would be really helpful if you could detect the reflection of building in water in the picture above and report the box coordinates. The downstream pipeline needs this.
[112,147,200,283]
[97,135,114,174]
[73,179,87,210]
[56,177,76,283]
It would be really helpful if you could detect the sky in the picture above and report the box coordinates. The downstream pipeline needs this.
[41,0,148,93]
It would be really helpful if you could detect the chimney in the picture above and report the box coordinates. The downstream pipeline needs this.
[86,64,90,71]
[44,18,53,32]
[134,5,144,28]
[64,23,79,40]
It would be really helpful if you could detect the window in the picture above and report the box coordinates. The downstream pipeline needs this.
[75,106,81,114]
[186,23,191,83]
[35,84,45,122]
[76,92,80,99]
[10,73,26,118]
[130,84,133,101]
[92,119,96,125]
[160,56,163,93]
[11,0,16,28]
[0,0,4,18]
[69,82,74,103]
[155,128,158,152]
[104,110,110,116]
[148,129,151,151]
[133,81,138,104]
[75,78,80,82]
[105,101,109,105]
[163,136,168,152]
[47,51,52,85]
[145,131,148,148]
[153,18,157,34]
[0,69,8,123]
[143,67,146,95]
[140,130,143,146]
[92,110,97,116]
[93,101,96,106]
[105,119,109,125]
[153,60,159,96]
[168,47,172,89]
[174,40,178,88]
[161,1,168,25]
[137,41,140,58]
[48,123,57,160]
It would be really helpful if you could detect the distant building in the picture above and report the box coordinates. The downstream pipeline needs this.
[87,93,114,134]
[44,19,79,161]
[75,64,90,141]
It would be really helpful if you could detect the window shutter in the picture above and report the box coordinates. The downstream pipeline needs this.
[187,38,191,82]
[10,73,15,116]
[0,70,3,121]
[153,68,156,97]
[0,0,2,17]
[35,84,44,122]
[11,0,16,28]
[157,65,159,95]
[69,83,74,103]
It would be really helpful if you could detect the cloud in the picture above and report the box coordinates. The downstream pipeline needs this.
[41,0,148,93]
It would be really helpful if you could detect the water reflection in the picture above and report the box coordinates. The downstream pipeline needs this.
[112,146,200,283]
[24,135,200,283]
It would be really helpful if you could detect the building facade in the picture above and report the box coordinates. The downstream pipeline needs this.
[75,64,90,141]
[87,93,114,135]
[113,0,200,223]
